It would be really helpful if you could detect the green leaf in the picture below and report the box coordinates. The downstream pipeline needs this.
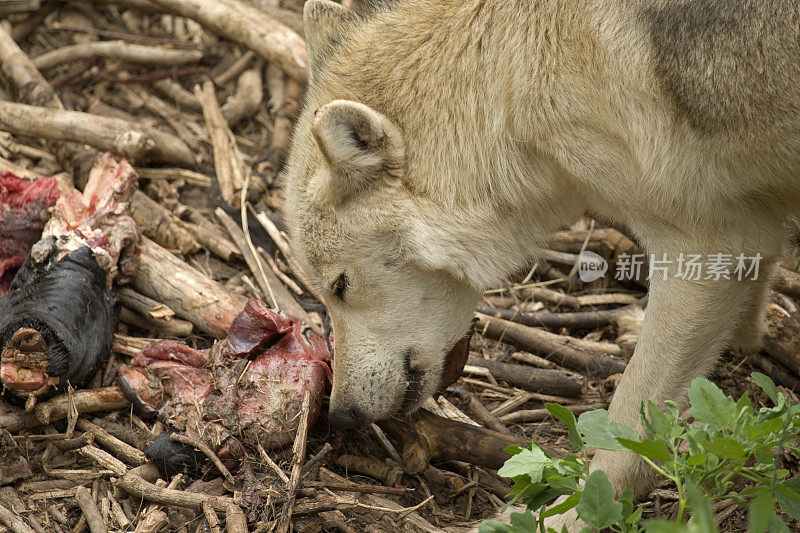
[688,378,737,427]
[752,372,780,404]
[478,520,514,533]
[523,489,563,512]
[547,403,584,452]
[775,478,800,521]
[542,492,582,518]
[643,400,675,439]
[768,514,791,533]
[617,438,672,463]
[744,417,785,441]
[685,453,708,466]
[575,471,622,530]
[736,391,753,414]
[704,437,746,459]
[749,490,774,533]
[686,482,717,532]
[498,447,550,482]
[544,474,581,493]
[505,444,525,456]
[619,487,635,520]
[509,511,538,531]
[577,410,639,451]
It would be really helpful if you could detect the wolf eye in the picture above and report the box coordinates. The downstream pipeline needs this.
[330,273,348,298]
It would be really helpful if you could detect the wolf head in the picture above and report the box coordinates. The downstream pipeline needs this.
[282,0,487,427]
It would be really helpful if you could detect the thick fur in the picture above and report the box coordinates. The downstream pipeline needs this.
[284,0,800,525]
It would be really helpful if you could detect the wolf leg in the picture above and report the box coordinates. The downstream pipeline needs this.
[591,252,776,498]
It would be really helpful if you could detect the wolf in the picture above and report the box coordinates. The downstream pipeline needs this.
[283,0,800,517]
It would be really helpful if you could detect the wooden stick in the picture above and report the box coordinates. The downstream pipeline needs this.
[0,23,61,107]
[477,304,621,331]
[151,79,203,113]
[146,0,308,82]
[0,387,130,433]
[448,387,514,436]
[321,468,441,532]
[32,41,203,71]
[221,63,263,126]
[132,237,248,337]
[762,302,800,375]
[381,409,535,474]
[475,313,627,377]
[466,355,583,397]
[119,307,194,337]
[499,404,599,424]
[202,502,221,533]
[130,190,200,255]
[216,209,311,323]
[0,0,40,16]
[521,287,580,309]
[196,81,242,203]
[175,206,240,261]
[225,503,248,533]
[169,433,235,486]
[136,167,211,187]
[773,266,800,301]
[277,390,311,533]
[75,486,107,533]
[0,502,35,533]
[0,101,194,167]
[118,288,175,320]
[334,455,403,485]
[264,65,303,173]
[255,211,325,303]
[76,419,148,467]
[213,50,255,86]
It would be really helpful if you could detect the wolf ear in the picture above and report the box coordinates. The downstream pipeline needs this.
[311,100,405,202]
[304,0,350,72]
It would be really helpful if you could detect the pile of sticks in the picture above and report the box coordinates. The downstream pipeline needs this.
[0,1,798,532]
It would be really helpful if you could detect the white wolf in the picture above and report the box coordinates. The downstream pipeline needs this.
[283,0,800,512]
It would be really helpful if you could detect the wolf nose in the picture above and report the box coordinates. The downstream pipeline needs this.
[328,406,364,429]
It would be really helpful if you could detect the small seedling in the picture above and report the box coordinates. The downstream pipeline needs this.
[480,373,800,533]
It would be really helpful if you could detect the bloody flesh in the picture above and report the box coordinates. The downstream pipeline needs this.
[0,154,140,400]
[118,299,332,462]
[0,173,60,295]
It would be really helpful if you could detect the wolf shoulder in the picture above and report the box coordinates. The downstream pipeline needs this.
[638,0,800,134]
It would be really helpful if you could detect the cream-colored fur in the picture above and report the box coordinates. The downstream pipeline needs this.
[284,0,800,527]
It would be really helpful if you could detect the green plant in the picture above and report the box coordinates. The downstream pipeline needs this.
[479,373,800,533]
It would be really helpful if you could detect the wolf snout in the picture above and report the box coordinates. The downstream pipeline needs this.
[328,405,366,429]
